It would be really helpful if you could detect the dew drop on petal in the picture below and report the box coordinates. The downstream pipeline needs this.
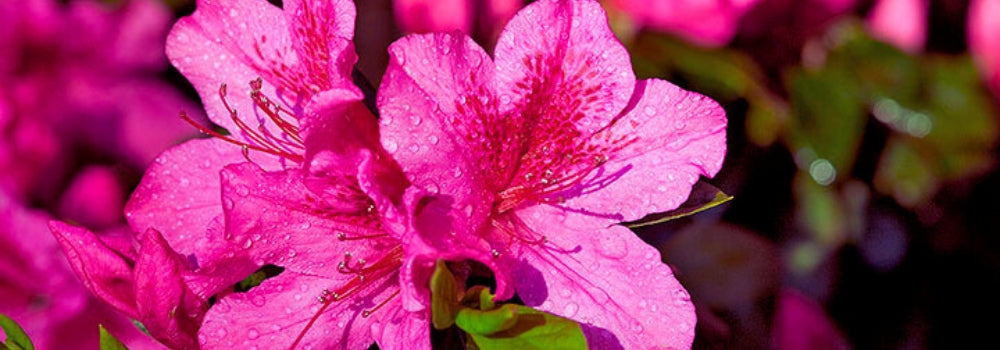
[563,302,579,317]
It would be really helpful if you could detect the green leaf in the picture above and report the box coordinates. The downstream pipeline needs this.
[624,181,732,228]
[430,260,460,330]
[0,314,35,350]
[461,286,496,311]
[99,325,129,350]
[458,305,588,350]
[874,138,937,208]
[785,67,866,175]
[455,304,520,335]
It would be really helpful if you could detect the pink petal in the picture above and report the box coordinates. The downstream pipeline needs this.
[48,221,138,319]
[866,0,928,53]
[969,0,1000,94]
[378,32,497,239]
[561,79,727,223]
[301,91,379,175]
[493,0,635,132]
[371,303,431,350]
[198,271,391,349]
[509,205,696,349]
[393,0,472,34]
[126,138,279,259]
[166,0,357,135]
[395,189,513,310]
[182,216,260,299]
[219,162,396,279]
[134,229,206,349]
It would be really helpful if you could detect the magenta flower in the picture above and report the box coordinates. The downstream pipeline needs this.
[866,0,928,53]
[606,0,762,46]
[0,191,162,350]
[771,290,849,350]
[118,0,425,348]
[377,0,727,348]
[393,0,522,44]
[969,0,1000,96]
[48,222,205,349]
[0,0,203,202]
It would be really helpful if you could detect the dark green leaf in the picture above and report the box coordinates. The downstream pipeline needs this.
[99,325,129,350]
[624,181,732,228]
[785,67,866,175]
[459,305,588,350]
[431,260,460,330]
[874,138,937,208]
[0,314,35,350]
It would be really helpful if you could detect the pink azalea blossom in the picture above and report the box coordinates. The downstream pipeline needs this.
[114,0,424,348]
[0,191,162,350]
[377,0,727,348]
[605,0,762,46]
[969,0,1000,95]
[0,0,203,202]
[866,0,928,53]
[393,0,522,44]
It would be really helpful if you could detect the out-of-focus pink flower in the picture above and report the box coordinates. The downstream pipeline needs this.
[969,0,1000,95]
[606,0,762,46]
[57,166,125,230]
[393,0,522,46]
[114,0,425,348]
[0,0,202,202]
[0,192,162,350]
[866,0,928,53]
[377,0,727,348]
[772,290,850,350]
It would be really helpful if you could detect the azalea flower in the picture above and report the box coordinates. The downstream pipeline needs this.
[969,0,1000,96]
[377,0,727,348]
[1,191,162,350]
[393,0,522,46]
[604,0,762,46]
[866,0,928,53]
[0,0,202,203]
[118,0,423,348]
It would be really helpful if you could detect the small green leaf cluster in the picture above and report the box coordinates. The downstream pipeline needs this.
[430,260,588,350]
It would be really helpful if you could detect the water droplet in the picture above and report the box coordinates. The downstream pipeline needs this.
[235,185,250,197]
[643,106,656,116]
[384,139,398,153]
[593,233,627,259]
[251,295,266,307]
[563,303,579,317]
[216,328,228,337]
[247,328,260,340]
[428,135,439,145]
[243,238,253,249]
[408,143,420,153]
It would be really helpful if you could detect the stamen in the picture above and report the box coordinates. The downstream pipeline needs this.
[362,289,401,318]
[181,80,306,163]
[289,246,404,350]
[336,232,389,241]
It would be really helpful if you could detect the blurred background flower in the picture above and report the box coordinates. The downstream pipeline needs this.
[2,0,998,348]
